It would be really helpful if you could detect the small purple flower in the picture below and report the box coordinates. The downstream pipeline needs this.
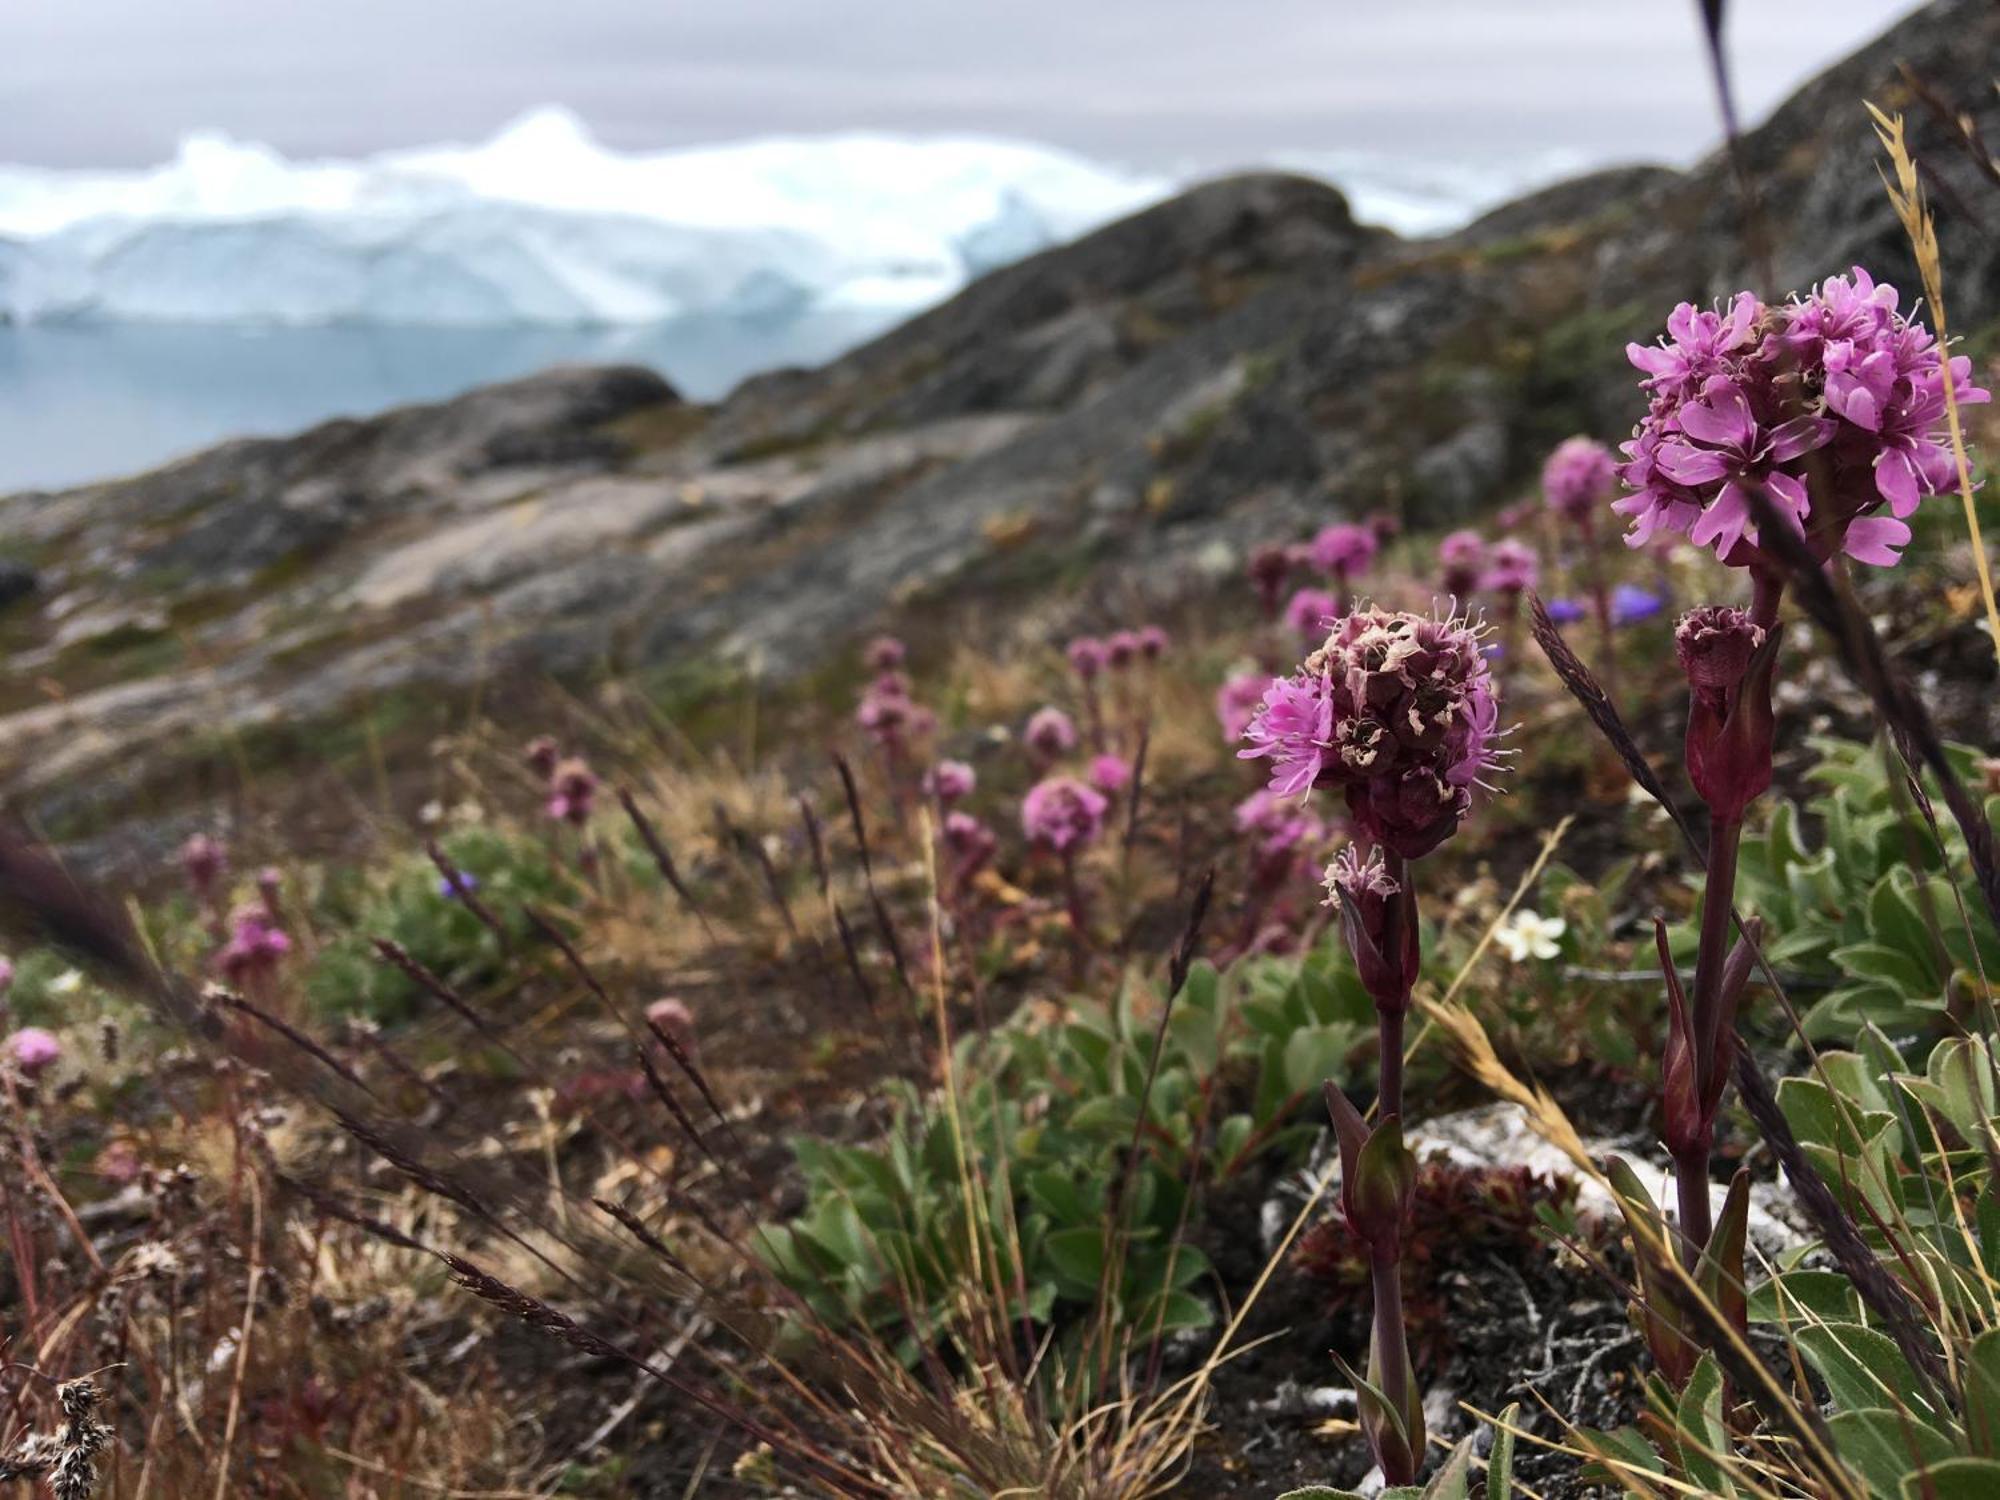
[1480,539,1540,597]
[438,870,482,901]
[1247,543,1297,617]
[4,1026,59,1077]
[1066,636,1109,680]
[1545,597,1588,625]
[1137,625,1170,660]
[1215,672,1274,744]
[1106,630,1143,669]
[1610,584,1665,626]
[1088,754,1132,795]
[1021,776,1109,854]
[1284,586,1339,644]
[1307,522,1379,582]
[1024,706,1078,761]
[524,736,561,778]
[1437,530,1487,600]
[181,834,226,896]
[1541,437,1618,523]
[856,673,924,749]
[865,635,907,673]
[546,757,600,825]
[217,906,291,986]
[925,759,976,804]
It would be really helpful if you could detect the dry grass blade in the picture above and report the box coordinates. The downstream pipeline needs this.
[1868,100,2000,676]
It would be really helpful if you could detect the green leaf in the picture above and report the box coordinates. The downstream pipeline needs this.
[1795,1322,1937,1422]
[1748,1269,1863,1326]
[1827,1409,1956,1499]
[1963,1328,2000,1458]
[1897,1457,2000,1500]
[1676,1353,1735,1498]
[1042,1226,1107,1289]
[1488,1402,1519,1500]
[1575,1424,1665,1486]
[1421,1435,1476,1500]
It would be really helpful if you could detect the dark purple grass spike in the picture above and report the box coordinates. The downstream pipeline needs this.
[831,903,880,1015]
[645,1016,749,1158]
[616,786,717,940]
[799,795,832,897]
[1743,486,2000,936]
[593,1196,696,1278]
[276,1172,431,1254]
[717,805,800,941]
[831,752,915,993]
[371,938,506,1040]
[211,988,379,1101]
[1528,591,1706,857]
[832,752,874,879]
[1123,724,1150,858]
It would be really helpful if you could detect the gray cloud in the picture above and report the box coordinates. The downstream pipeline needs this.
[2,0,1922,170]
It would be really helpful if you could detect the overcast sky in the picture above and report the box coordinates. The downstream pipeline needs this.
[4,1,1923,171]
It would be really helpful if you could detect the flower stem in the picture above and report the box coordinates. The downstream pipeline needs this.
[1369,1248,1420,1486]
[1677,815,1741,1264]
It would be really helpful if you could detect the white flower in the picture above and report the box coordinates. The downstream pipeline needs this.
[49,969,83,995]
[1495,910,1565,962]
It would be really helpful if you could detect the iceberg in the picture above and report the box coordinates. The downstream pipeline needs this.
[0,108,1172,328]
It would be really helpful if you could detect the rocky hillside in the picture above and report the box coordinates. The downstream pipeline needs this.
[2,0,1996,852]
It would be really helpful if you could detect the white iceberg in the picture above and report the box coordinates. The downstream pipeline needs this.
[0,108,1172,328]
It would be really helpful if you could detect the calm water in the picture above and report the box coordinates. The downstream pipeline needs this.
[0,311,893,493]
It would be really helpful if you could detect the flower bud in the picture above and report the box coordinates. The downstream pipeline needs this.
[1323,846,1419,1011]
[1677,609,1781,824]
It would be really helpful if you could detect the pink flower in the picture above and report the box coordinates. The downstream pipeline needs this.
[865,636,907,672]
[926,760,976,803]
[1088,754,1132,794]
[0,957,12,995]
[1247,543,1297,617]
[1021,776,1109,853]
[1617,270,1989,568]
[1284,587,1338,644]
[1137,625,1170,660]
[1307,522,1379,581]
[1067,637,1109,680]
[856,673,927,749]
[1541,437,1618,522]
[1024,706,1078,761]
[217,906,291,986]
[1215,671,1274,743]
[1240,607,1504,859]
[1437,530,1486,599]
[180,833,226,896]
[1106,630,1143,669]
[1480,539,1539,596]
[645,997,698,1060]
[546,757,600,824]
[5,1026,60,1077]
[944,810,997,865]
[1235,789,1323,865]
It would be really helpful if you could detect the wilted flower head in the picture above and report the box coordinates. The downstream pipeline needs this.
[1308,522,1379,581]
[1542,437,1618,522]
[1066,636,1109,680]
[1240,607,1503,859]
[1137,624,1169,660]
[1024,705,1078,760]
[1215,671,1274,743]
[1284,587,1338,643]
[180,833,226,895]
[1481,538,1540,596]
[5,1026,60,1077]
[1675,606,1765,695]
[1617,270,1990,567]
[546,757,600,824]
[865,635,907,673]
[1610,583,1664,626]
[1088,753,1132,795]
[925,759,976,804]
[523,736,561,779]
[1021,776,1109,853]
[1437,530,1487,598]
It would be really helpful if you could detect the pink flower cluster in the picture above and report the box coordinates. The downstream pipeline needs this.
[1240,607,1503,858]
[855,638,936,752]
[217,905,292,987]
[1542,436,1617,522]
[1305,522,1379,582]
[1617,269,1990,567]
[1021,776,1109,854]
